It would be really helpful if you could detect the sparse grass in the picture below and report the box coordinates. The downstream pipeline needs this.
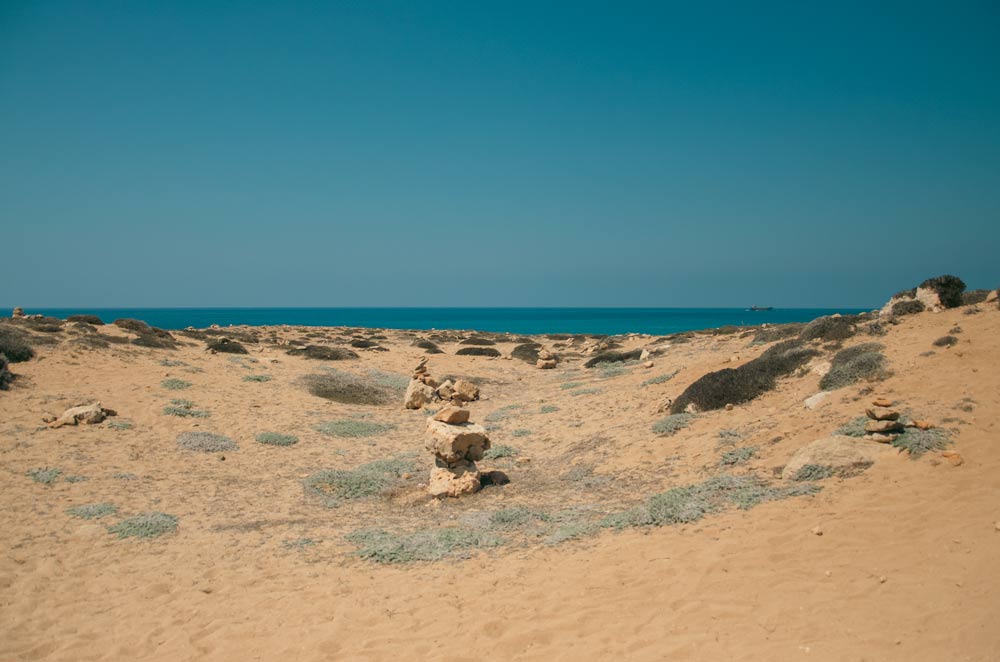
[243,374,272,382]
[314,419,396,438]
[107,512,178,539]
[488,507,537,530]
[835,416,870,437]
[545,523,597,545]
[641,370,679,387]
[67,503,118,519]
[717,428,743,443]
[107,420,133,431]
[283,538,319,550]
[720,446,757,466]
[303,456,417,505]
[161,378,192,390]
[346,526,503,563]
[485,404,523,422]
[540,404,559,414]
[483,444,518,460]
[932,335,958,348]
[256,432,299,446]
[559,381,584,390]
[367,369,409,390]
[598,362,636,378]
[27,467,61,484]
[652,413,694,436]
[583,349,643,368]
[569,387,603,397]
[300,369,397,405]
[511,429,532,437]
[176,431,237,452]
[820,342,888,391]
[791,464,834,481]
[64,475,89,483]
[112,472,139,480]
[892,428,951,458]
[163,399,210,418]
[159,359,187,367]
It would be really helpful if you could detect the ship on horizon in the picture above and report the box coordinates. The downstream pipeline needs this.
[748,305,774,312]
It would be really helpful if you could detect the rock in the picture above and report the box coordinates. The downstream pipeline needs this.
[427,464,481,498]
[422,375,441,388]
[684,403,699,414]
[425,419,490,464]
[49,402,116,428]
[782,435,892,480]
[865,419,904,434]
[914,286,944,312]
[729,354,740,363]
[537,349,554,361]
[865,408,900,421]
[867,433,898,443]
[725,403,734,411]
[41,414,56,424]
[11,307,25,319]
[941,450,964,466]
[643,361,654,368]
[404,379,436,410]
[804,392,830,410]
[432,406,470,425]
[436,380,455,400]
[986,290,999,303]
[656,398,673,413]
[810,361,832,378]
[640,349,650,361]
[912,420,935,431]
[536,359,557,369]
[811,526,823,536]
[451,379,480,403]
[872,398,893,407]
[480,470,510,486]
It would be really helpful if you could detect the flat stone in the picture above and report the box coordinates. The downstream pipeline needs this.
[432,406,470,425]
[427,464,481,498]
[536,359,557,369]
[872,398,893,408]
[865,419,905,434]
[425,419,490,464]
[867,433,898,443]
[804,392,830,410]
[782,435,892,480]
[865,408,900,421]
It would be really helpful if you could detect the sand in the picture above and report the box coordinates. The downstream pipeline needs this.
[1,306,998,661]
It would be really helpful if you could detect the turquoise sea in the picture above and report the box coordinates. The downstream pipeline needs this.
[13,307,869,336]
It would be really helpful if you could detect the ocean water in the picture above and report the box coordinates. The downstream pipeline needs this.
[14,307,868,336]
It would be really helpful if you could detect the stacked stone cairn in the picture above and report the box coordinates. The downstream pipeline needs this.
[404,358,480,409]
[425,406,491,497]
[864,398,904,443]
[536,347,557,370]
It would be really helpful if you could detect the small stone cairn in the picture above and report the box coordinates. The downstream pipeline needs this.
[864,398,904,443]
[425,406,491,497]
[404,359,480,409]
[536,347,557,370]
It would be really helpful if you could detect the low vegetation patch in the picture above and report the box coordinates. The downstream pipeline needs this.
[67,503,118,519]
[583,349,643,368]
[641,370,679,387]
[0,354,13,390]
[892,428,951,458]
[206,337,248,354]
[456,347,501,357]
[891,299,926,316]
[752,323,804,344]
[107,420,133,430]
[412,339,443,354]
[835,416,869,437]
[484,444,519,460]
[819,343,887,391]
[256,432,299,446]
[569,386,603,397]
[791,464,834,481]
[107,512,178,539]
[113,318,151,334]
[0,325,35,362]
[66,314,105,325]
[300,369,398,405]
[163,399,210,418]
[919,274,966,308]
[243,374,272,382]
[511,343,542,363]
[720,446,757,466]
[314,419,397,438]
[932,335,958,348]
[559,381,584,390]
[303,456,416,505]
[652,413,694,436]
[961,289,991,306]
[176,431,237,452]
[161,378,192,390]
[670,340,818,414]
[346,526,503,563]
[799,315,858,342]
[460,337,496,346]
[485,404,523,423]
[27,467,61,484]
[540,404,559,414]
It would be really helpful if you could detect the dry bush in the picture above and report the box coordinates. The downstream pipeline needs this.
[287,345,358,361]
[819,342,887,390]
[0,325,34,362]
[752,323,804,344]
[66,314,105,325]
[799,315,859,342]
[0,354,14,390]
[891,299,925,316]
[206,337,248,354]
[919,275,966,308]
[300,369,397,405]
[583,349,643,368]
[511,343,542,363]
[460,337,496,346]
[456,347,501,357]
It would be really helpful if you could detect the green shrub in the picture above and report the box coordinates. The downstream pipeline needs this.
[752,323,804,344]
[163,399,210,418]
[932,335,958,348]
[486,404,523,422]
[314,419,396,438]
[66,314,105,325]
[919,275,966,308]
[0,325,35,362]
[820,342,887,390]
[511,343,542,363]
[641,370,679,387]
[304,457,416,505]
[652,413,694,436]
[891,299,925,316]
[483,444,518,460]
[584,349,643,368]
[346,526,503,563]
[0,354,13,390]
[961,289,991,306]
[799,315,859,342]
[107,420,133,430]
[559,381,584,390]
[107,512,178,539]
[67,503,118,519]
[460,337,496,346]
[835,416,869,437]
[300,369,397,405]
[256,432,299,446]
[113,318,151,333]
[206,337,248,354]
[27,467,61,484]
[720,446,757,466]
[243,374,272,382]
[161,378,192,390]
[892,428,951,458]
[176,431,236,452]
[670,340,818,414]
[456,347,501,357]
[791,464,833,481]
[540,405,559,414]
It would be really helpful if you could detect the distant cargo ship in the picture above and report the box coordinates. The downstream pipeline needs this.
[748,305,774,312]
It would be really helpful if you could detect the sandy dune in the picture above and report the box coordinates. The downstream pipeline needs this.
[1,305,998,661]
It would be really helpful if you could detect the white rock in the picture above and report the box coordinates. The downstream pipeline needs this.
[804,392,830,410]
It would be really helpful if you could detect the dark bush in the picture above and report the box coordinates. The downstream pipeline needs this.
[206,337,248,354]
[0,354,13,390]
[456,347,501,357]
[932,335,958,348]
[546,334,572,340]
[961,289,991,306]
[583,349,643,368]
[891,299,926,316]
[752,323,804,344]
[350,339,378,348]
[300,370,397,405]
[203,328,259,344]
[114,318,151,334]
[919,275,966,308]
[670,340,818,414]
[819,342,887,390]
[799,315,858,342]
[287,345,358,360]
[459,337,496,346]
[66,314,104,325]
[132,332,178,349]
[21,317,64,333]
[0,325,35,363]
[411,339,443,354]
[511,343,542,363]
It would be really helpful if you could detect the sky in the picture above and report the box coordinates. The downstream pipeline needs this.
[2,1,998,308]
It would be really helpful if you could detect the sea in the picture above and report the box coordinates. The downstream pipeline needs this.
[13,307,869,336]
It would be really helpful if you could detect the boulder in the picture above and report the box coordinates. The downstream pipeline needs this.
[404,379,436,409]
[810,361,832,378]
[865,419,904,434]
[436,380,455,400]
[432,406,470,425]
[427,463,481,498]
[804,392,830,410]
[451,379,480,403]
[537,349,554,361]
[49,402,117,428]
[425,419,490,464]
[782,435,891,480]
[11,307,25,319]
[536,359,557,369]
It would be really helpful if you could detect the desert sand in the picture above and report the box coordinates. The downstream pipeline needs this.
[1,301,998,661]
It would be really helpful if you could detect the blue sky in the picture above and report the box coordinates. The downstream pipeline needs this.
[2,1,998,308]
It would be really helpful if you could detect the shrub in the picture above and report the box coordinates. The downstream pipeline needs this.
[346,526,503,563]
[0,354,12,390]
[569,386,603,397]
[598,362,634,378]
[511,428,531,437]
[820,343,887,390]
[314,419,396,438]
[367,369,409,390]
[484,444,519,459]
[799,315,858,342]
[412,339,443,353]
[511,343,542,363]
[287,345,358,360]
[206,337,248,354]
[107,512,178,539]
[176,431,237,452]
[27,467,61,484]
[300,369,397,405]
[670,340,818,414]
[752,323,804,344]
[932,335,958,348]
[243,374,272,382]
[132,332,177,349]
[256,432,299,446]
[113,318,151,333]
[163,399,210,417]
[304,456,416,504]
[835,416,869,437]
[584,349,643,368]
[107,420,132,430]
[67,503,118,519]
[456,347,501,357]
[559,381,584,390]
[66,314,104,325]
[791,464,834,481]
[540,404,559,414]
[720,447,757,466]
[350,339,378,348]
[919,275,966,308]
[161,378,191,390]
[642,370,678,387]
[891,299,926,316]
[460,337,496,346]
[0,326,34,362]
[485,404,523,422]
[652,413,694,436]
[489,507,536,530]
[892,428,951,458]
[961,289,991,306]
